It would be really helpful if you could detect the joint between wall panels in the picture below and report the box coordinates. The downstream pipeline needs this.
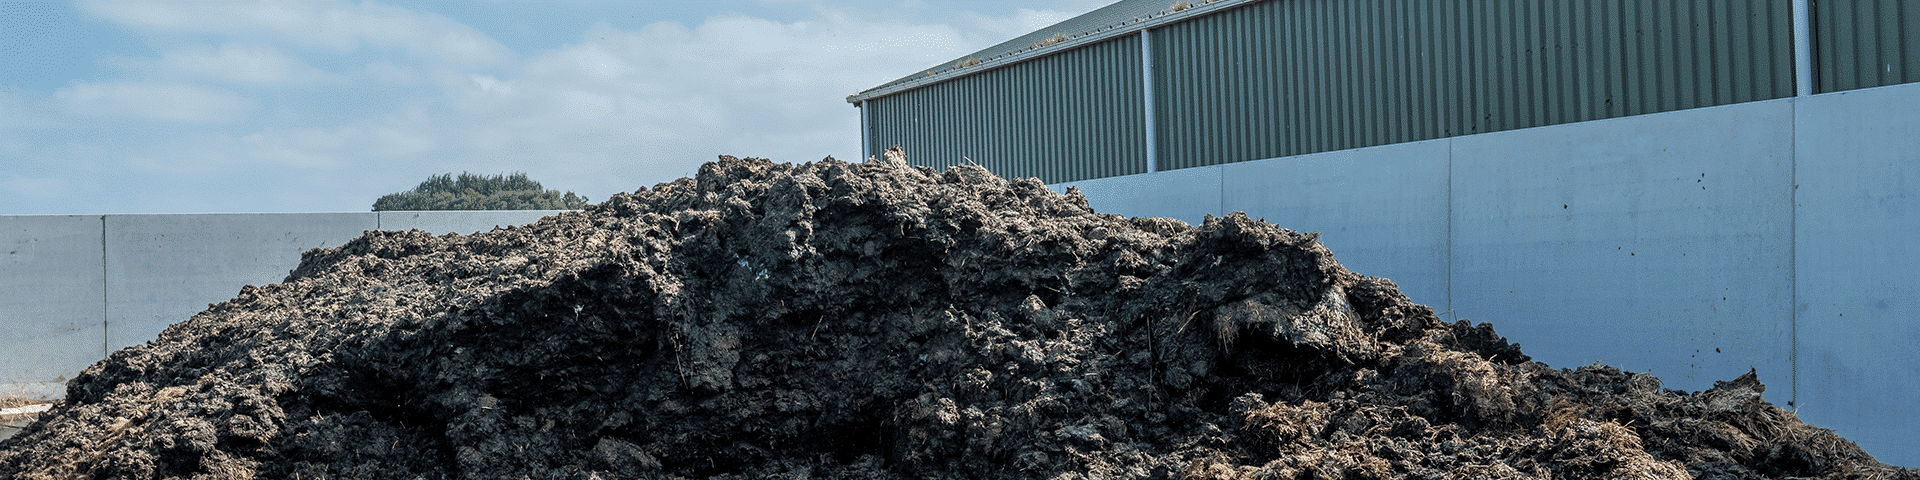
[99,215,108,358]
[1788,97,1799,409]
[1444,138,1454,320]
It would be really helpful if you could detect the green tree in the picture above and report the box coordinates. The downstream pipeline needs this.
[373,172,589,211]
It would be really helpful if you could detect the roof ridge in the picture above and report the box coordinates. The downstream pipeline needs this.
[848,0,1254,104]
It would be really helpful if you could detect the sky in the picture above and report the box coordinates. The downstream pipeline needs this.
[0,0,1112,215]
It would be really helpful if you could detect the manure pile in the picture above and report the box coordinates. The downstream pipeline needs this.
[1,151,1912,479]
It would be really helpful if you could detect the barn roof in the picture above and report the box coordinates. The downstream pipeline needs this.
[846,0,1258,104]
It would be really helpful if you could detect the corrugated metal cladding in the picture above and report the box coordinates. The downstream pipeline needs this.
[862,35,1147,183]
[857,0,1920,183]
[1816,0,1920,93]
[1152,0,1795,170]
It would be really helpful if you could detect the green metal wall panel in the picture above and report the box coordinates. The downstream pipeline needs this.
[852,0,1855,183]
[861,36,1146,183]
[1151,0,1796,170]
[1816,0,1920,93]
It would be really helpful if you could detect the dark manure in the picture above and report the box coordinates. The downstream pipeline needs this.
[2,149,1911,479]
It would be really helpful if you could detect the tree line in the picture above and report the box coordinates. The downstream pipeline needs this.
[373,172,589,211]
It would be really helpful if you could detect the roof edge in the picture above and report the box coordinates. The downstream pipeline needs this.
[846,0,1261,105]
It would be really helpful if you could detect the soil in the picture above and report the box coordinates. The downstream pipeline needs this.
[0,149,1912,479]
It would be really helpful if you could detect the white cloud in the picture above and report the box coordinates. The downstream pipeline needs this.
[156,43,334,84]
[117,122,440,174]
[21,2,1089,215]
[336,10,994,191]
[466,74,516,95]
[79,0,513,67]
[216,6,1036,197]
[518,13,978,116]
[364,60,424,84]
[0,87,63,129]
[56,82,252,122]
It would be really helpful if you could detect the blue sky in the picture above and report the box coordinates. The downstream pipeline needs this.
[0,0,1110,214]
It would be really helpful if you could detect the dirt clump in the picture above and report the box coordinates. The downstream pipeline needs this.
[1,149,1912,479]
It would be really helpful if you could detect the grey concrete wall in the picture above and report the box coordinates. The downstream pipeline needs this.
[0,210,563,402]
[1061,166,1222,230]
[104,213,376,351]
[1449,100,1797,393]
[1792,83,1920,465]
[377,210,567,235]
[1,216,105,400]
[1053,82,1920,466]
[1224,140,1453,308]
[1057,140,1454,308]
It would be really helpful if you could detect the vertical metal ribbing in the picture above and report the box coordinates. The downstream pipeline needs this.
[1709,1,1736,98]
[1820,0,1840,93]
[862,0,1809,182]
[858,101,869,160]
[1678,0,1701,110]
[1142,28,1159,174]
[1729,0,1753,103]
[868,101,880,159]
[1875,0,1899,86]
[1907,0,1920,88]
[1451,0,1472,136]
[1793,0,1813,96]
[1339,0,1360,148]
[877,99,889,160]
[1416,0,1438,139]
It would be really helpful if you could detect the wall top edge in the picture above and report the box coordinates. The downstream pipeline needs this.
[378,210,574,214]
[1054,93,1806,186]
[1,210,577,219]
[1807,80,1920,97]
[3,212,376,218]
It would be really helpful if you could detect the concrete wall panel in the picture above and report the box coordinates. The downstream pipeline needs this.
[1221,140,1452,308]
[1449,100,1797,394]
[1793,83,1920,466]
[0,215,103,401]
[1053,165,1222,226]
[103,213,375,351]
[377,210,568,235]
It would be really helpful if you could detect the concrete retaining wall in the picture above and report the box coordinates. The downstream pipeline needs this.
[1792,84,1920,468]
[1055,82,1920,466]
[1,216,105,401]
[0,211,567,401]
